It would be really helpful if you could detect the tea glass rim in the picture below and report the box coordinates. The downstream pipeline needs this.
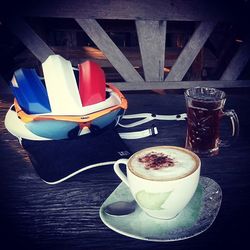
[185,87,226,102]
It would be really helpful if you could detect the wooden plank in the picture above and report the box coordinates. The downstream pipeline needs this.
[4,17,55,63]
[15,46,217,69]
[136,20,166,81]
[189,49,204,80]
[111,80,250,91]
[75,18,143,82]
[20,0,241,21]
[220,39,250,80]
[165,21,216,81]
[1,91,250,249]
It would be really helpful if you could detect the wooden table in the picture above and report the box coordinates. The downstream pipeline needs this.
[1,91,249,249]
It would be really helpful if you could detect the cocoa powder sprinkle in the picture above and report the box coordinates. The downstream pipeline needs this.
[138,151,175,170]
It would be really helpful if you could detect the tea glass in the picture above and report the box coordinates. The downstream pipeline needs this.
[184,87,239,157]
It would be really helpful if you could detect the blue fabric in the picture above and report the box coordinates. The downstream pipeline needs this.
[11,68,51,114]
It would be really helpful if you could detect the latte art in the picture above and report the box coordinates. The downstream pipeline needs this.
[129,146,199,181]
[138,152,175,169]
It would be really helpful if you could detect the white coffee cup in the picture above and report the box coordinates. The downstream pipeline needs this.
[114,146,201,220]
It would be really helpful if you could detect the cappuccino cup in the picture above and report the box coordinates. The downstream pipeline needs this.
[114,146,201,220]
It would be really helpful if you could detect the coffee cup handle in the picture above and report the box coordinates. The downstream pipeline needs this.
[220,109,240,147]
[113,159,129,186]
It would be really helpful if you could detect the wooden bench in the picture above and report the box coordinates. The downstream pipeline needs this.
[2,0,250,91]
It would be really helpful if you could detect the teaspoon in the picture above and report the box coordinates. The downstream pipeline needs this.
[104,200,137,216]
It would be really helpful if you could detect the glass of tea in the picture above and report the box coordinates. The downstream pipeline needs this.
[184,87,239,157]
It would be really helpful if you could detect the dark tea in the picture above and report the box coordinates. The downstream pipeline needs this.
[185,87,239,157]
[185,100,223,156]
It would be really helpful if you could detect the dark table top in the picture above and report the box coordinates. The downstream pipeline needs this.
[1,91,250,250]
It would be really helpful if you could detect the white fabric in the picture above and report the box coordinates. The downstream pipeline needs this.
[119,126,158,139]
[119,113,187,128]
[42,55,83,115]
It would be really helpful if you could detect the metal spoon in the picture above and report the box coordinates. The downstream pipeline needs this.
[104,200,137,216]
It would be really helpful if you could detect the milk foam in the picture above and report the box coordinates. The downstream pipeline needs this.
[130,147,197,180]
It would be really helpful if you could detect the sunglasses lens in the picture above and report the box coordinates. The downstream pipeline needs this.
[91,109,121,129]
[25,120,80,140]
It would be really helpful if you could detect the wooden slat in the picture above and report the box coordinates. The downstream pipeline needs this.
[4,17,55,63]
[136,20,166,81]
[15,46,217,69]
[75,19,144,82]
[220,39,250,80]
[165,21,216,81]
[20,0,241,22]
[112,80,250,91]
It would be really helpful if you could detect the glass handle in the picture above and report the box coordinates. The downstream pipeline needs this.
[220,109,239,147]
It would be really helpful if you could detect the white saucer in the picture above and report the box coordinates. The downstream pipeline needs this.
[99,176,222,242]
